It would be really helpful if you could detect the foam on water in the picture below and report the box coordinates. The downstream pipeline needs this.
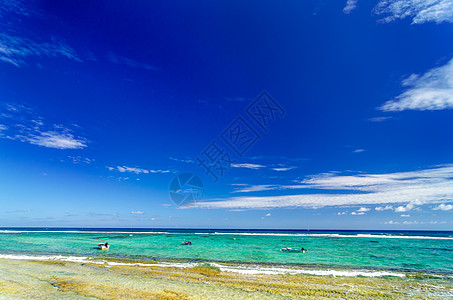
[0,253,406,277]
[202,232,453,240]
[209,263,406,277]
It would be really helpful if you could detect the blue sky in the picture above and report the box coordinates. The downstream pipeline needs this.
[0,0,453,229]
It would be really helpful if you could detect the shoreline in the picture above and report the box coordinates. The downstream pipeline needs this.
[0,252,409,278]
[1,250,453,278]
[0,254,452,299]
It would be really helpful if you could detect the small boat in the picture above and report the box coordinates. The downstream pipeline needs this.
[182,241,192,245]
[281,247,305,253]
[98,242,110,250]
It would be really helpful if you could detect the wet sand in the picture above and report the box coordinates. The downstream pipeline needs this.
[0,257,452,299]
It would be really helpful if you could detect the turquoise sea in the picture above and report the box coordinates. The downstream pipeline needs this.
[1,228,453,277]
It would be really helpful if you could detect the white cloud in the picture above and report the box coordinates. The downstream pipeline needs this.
[400,214,410,217]
[402,220,419,225]
[117,166,149,174]
[0,0,81,67]
[380,58,453,112]
[130,211,144,215]
[231,163,265,169]
[149,169,170,173]
[409,220,446,225]
[192,165,453,210]
[351,211,365,215]
[68,156,93,164]
[353,149,365,153]
[169,157,194,163]
[433,203,453,210]
[343,0,358,14]
[0,34,80,67]
[385,220,399,224]
[24,131,86,149]
[108,165,170,174]
[231,163,295,172]
[374,0,453,24]
[265,213,271,217]
[395,203,416,212]
[231,184,306,193]
[375,205,393,211]
[272,167,296,171]
[369,116,392,122]
[0,103,87,149]
[357,207,370,212]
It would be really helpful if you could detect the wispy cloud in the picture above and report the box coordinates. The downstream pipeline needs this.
[343,0,358,14]
[379,58,453,112]
[231,184,277,193]
[368,116,392,122]
[402,220,419,225]
[230,162,296,172]
[4,209,30,213]
[0,0,36,19]
[130,211,144,215]
[107,165,171,174]
[22,131,86,149]
[385,220,399,224]
[271,166,296,171]
[107,52,159,71]
[0,0,81,67]
[88,212,119,217]
[353,149,365,153]
[231,163,265,170]
[169,156,194,163]
[193,165,453,210]
[247,155,309,163]
[24,131,86,149]
[68,156,93,164]
[374,0,453,24]
[0,102,87,149]
[0,34,80,67]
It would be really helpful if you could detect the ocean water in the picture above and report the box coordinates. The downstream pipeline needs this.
[0,228,452,277]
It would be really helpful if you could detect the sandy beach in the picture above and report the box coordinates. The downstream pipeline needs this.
[0,256,452,299]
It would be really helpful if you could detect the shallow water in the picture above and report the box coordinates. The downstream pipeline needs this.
[0,228,452,275]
